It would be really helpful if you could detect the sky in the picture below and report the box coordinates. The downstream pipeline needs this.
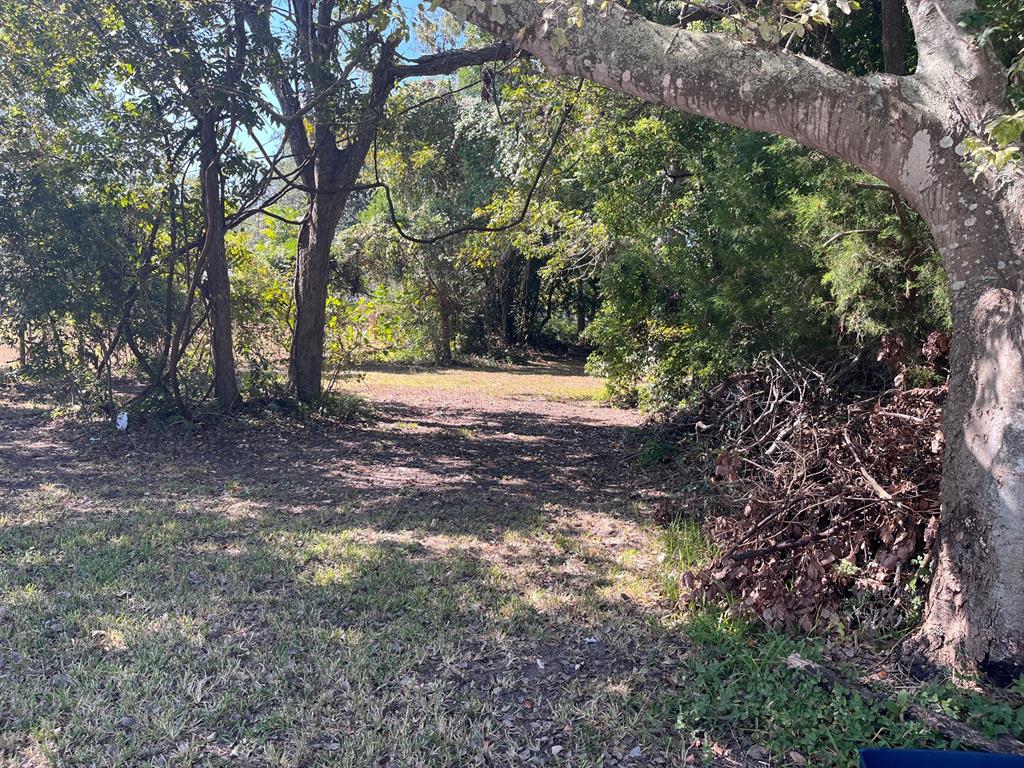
[241,0,462,154]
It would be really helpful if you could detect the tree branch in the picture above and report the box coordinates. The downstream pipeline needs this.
[440,0,927,189]
[390,41,524,79]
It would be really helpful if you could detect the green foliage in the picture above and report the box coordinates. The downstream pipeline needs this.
[556,94,948,409]
[962,0,1024,172]
[343,76,598,364]
[791,163,950,343]
[303,390,375,421]
[964,0,1024,108]
[230,215,297,381]
[636,438,678,467]
[670,611,1024,767]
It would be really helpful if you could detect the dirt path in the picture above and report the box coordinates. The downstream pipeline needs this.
[0,366,751,767]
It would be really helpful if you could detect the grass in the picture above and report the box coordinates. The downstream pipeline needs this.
[662,609,1024,765]
[5,482,1020,768]
[2,366,1021,768]
[347,368,607,403]
[654,526,1024,767]
[658,521,717,602]
[0,481,683,765]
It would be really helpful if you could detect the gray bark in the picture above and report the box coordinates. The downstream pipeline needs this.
[443,0,1024,675]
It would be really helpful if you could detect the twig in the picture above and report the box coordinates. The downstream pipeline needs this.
[785,653,1024,756]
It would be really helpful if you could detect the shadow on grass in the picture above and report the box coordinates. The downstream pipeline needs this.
[4,383,1013,768]
[0,493,694,766]
[1,392,646,540]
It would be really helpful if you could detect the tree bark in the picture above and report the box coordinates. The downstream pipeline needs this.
[576,282,591,336]
[17,325,26,367]
[436,301,455,365]
[439,0,1024,676]
[198,110,241,412]
[914,175,1024,682]
[287,139,360,403]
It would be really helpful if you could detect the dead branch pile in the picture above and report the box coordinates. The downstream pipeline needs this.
[665,356,945,632]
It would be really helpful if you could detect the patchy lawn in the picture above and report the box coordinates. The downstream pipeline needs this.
[0,365,696,767]
[1,363,1020,767]
[337,360,608,403]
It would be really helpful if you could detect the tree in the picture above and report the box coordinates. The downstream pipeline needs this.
[439,0,1024,676]
[243,1,520,401]
[0,0,170,404]
[67,0,261,412]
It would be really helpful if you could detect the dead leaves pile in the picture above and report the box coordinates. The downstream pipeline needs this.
[671,357,945,632]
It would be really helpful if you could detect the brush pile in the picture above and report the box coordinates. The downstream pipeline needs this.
[661,356,945,632]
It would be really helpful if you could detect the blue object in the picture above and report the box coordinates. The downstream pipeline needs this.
[861,750,1024,768]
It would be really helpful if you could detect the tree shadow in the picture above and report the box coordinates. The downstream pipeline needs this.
[0,378,846,767]
[0,489,711,766]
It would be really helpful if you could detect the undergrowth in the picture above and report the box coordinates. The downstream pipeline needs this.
[658,523,1024,767]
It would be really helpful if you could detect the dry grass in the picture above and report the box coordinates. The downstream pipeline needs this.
[343,366,607,403]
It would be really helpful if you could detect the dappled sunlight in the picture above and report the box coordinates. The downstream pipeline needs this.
[0,369,708,766]
[346,365,609,403]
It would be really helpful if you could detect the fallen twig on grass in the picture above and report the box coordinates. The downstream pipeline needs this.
[785,653,1024,756]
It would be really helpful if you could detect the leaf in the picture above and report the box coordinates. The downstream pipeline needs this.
[758,21,778,42]
[552,27,568,51]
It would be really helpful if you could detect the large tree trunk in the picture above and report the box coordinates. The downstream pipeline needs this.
[914,176,1024,681]
[199,110,241,412]
[438,0,1024,675]
[895,0,1024,678]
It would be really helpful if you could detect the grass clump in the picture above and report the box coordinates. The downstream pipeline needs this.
[671,612,940,765]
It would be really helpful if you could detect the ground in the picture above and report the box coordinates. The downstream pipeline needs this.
[1,363,1018,768]
[0,362,717,768]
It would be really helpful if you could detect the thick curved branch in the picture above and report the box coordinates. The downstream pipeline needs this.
[442,0,927,186]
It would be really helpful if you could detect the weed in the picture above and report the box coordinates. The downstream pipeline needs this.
[636,438,676,467]
[660,521,717,602]
[305,390,374,421]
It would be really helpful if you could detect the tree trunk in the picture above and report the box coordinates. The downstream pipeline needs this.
[245,4,517,402]
[576,282,588,336]
[199,110,240,412]
[17,325,26,367]
[881,0,907,74]
[496,247,520,344]
[288,175,350,403]
[913,176,1024,682]
[284,53,399,403]
[437,297,455,365]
